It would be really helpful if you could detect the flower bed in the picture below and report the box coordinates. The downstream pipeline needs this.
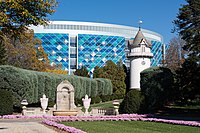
[1,114,200,133]
[43,120,86,133]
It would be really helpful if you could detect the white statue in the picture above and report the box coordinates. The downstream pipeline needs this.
[40,94,48,114]
[82,94,91,115]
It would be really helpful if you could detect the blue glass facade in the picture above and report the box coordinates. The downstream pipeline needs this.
[151,40,163,66]
[35,33,69,71]
[34,33,164,75]
[78,34,126,73]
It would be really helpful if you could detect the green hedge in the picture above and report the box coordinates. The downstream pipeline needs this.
[0,89,13,115]
[0,65,112,106]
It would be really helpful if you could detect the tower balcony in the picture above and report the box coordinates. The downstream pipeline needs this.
[127,52,153,58]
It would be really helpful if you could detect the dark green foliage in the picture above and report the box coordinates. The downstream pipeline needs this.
[174,0,200,62]
[0,89,13,115]
[74,66,90,77]
[101,95,111,102]
[119,89,143,114]
[75,98,83,107]
[0,65,112,106]
[140,67,174,112]
[174,0,200,105]
[175,59,200,102]
[91,96,102,104]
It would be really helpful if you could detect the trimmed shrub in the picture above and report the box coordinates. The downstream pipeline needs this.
[0,65,112,106]
[140,67,174,112]
[0,89,13,115]
[101,95,111,102]
[119,89,143,114]
[91,96,102,104]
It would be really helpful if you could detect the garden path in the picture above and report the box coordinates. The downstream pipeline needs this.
[0,120,56,133]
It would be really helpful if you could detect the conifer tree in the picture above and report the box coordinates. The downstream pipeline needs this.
[174,0,200,61]
[74,66,90,77]
[174,0,200,102]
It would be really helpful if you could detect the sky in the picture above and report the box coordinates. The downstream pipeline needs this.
[48,0,186,44]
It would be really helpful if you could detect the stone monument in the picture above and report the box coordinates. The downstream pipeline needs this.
[82,94,91,115]
[40,94,48,114]
[53,80,78,116]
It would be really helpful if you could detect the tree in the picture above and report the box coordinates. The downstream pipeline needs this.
[0,0,57,70]
[74,66,90,77]
[0,0,57,37]
[165,36,186,72]
[93,66,105,78]
[0,36,6,65]
[5,30,52,71]
[174,0,200,104]
[94,60,126,97]
[174,0,200,62]
[175,59,200,102]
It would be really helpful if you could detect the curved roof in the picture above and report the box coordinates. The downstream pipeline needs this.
[30,21,163,42]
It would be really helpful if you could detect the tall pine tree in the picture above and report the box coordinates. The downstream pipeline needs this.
[174,0,200,102]
[174,0,200,61]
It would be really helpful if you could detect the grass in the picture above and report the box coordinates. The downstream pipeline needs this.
[155,105,200,121]
[90,99,123,108]
[61,121,200,133]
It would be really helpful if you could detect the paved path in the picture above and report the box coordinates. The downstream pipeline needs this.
[0,120,57,133]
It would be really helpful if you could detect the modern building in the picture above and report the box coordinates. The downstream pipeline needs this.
[30,21,164,76]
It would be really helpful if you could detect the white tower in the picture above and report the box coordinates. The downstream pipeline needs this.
[127,25,153,90]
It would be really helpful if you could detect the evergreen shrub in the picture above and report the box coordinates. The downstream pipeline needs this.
[140,67,174,112]
[91,96,102,104]
[0,65,112,106]
[119,89,143,114]
[101,95,111,102]
[0,89,13,115]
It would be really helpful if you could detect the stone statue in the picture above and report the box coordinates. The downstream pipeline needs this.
[40,94,48,114]
[82,94,91,115]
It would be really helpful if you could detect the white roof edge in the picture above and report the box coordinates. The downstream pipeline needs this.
[47,21,162,39]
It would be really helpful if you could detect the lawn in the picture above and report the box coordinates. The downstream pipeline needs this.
[61,121,200,133]
[90,99,123,108]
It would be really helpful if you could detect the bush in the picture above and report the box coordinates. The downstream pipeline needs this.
[119,89,143,114]
[75,98,83,107]
[0,65,113,106]
[140,67,174,112]
[0,89,13,115]
[101,95,111,102]
[91,96,102,104]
